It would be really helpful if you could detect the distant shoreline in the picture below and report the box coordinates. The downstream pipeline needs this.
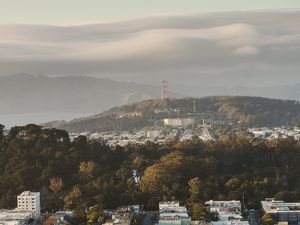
[0,112,92,129]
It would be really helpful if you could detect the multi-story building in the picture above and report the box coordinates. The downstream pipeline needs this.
[210,221,250,225]
[17,191,40,218]
[157,201,191,225]
[159,201,181,211]
[205,200,242,213]
[205,200,248,225]
[261,198,300,225]
[164,118,195,128]
[0,209,33,225]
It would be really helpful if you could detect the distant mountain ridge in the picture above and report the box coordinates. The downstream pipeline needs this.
[175,84,300,101]
[0,74,179,114]
[43,96,300,132]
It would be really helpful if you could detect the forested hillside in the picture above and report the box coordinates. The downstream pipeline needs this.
[1,124,300,223]
[44,96,300,132]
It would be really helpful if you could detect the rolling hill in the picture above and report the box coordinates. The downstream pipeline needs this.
[43,96,300,132]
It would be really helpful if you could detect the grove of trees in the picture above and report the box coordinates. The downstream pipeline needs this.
[1,124,300,223]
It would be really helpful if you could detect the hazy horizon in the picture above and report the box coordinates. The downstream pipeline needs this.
[1,1,300,127]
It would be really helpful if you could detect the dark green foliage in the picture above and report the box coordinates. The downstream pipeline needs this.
[28,218,34,224]
[1,125,300,212]
[131,214,143,225]
[0,124,4,140]
[191,203,209,221]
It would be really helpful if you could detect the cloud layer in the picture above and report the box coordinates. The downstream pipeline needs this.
[0,11,300,87]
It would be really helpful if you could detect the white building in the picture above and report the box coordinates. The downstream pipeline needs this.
[157,202,191,225]
[211,221,249,225]
[17,191,40,218]
[199,126,215,141]
[205,200,247,225]
[164,118,195,127]
[0,209,33,225]
[261,198,300,225]
[205,200,242,213]
[159,201,181,212]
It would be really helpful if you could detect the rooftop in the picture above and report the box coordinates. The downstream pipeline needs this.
[0,210,33,221]
[18,191,40,197]
[211,221,249,225]
[261,198,300,213]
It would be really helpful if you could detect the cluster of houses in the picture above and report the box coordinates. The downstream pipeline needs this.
[0,191,41,225]
[157,199,300,225]
[157,202,191,225]
[103,205,140,225]
[43,211,72,225]
[248,127,300,140]
[111,200,300,225]
[69,124,215,147]
[68,125,300,147]
[205,200,248,225]
[3,191,300,225]
[261,198,300,225]
[0,191,71,225]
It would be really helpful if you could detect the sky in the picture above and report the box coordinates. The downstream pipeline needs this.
[0,0,300,25]
[0,1,300,126]
[0,1,300,88]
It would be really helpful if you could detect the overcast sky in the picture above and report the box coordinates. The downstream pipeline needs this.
[0,1,300,127]
[0,0,299,25]
[0,1,300,88]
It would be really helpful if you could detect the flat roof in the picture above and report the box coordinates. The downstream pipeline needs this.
[261,199,300,213]
[212,221,249,225]
[160,212,190,218]
[205,200,241,205]
[18,191,39,197]
[0,210,33,221]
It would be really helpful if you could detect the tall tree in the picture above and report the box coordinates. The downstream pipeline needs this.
[191,203,208,221]
[64,186,82,210]
[87,204,105,224]
[49,177,64,196]
[0,124,4,141]
[188,177,203,203]
[79,161,96,178]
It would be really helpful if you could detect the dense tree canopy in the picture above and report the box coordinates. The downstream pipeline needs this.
[1,124,300,213]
